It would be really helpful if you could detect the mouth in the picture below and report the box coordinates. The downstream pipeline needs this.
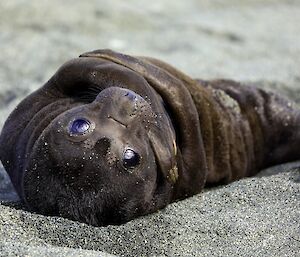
[107,115,128,128]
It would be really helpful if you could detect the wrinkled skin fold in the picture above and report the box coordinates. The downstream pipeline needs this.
[0,49,299,226]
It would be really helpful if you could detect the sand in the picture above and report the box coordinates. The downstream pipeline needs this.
[1,165,299,257]
[0,0,300,256]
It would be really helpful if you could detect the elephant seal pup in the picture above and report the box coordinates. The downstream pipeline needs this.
[0,49,299,226]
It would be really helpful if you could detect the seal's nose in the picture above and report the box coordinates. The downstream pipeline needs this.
[124,91,137,101]
[123,90,145,104]
[94,86,153,127]
[96,87,141,104]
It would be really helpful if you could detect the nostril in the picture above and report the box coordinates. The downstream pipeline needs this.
[124,91,137,101]
[94,137,111,156]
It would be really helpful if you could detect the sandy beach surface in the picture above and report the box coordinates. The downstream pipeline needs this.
[0,1,299,256]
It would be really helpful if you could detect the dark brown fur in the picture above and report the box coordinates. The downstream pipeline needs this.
[1,49,299,226]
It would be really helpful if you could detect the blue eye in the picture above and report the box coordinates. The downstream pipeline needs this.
[70,119,91,135]
[123,148,140,169]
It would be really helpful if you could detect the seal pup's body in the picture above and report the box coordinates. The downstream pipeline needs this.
[0,49,299,226]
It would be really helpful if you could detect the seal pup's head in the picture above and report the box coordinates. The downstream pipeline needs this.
[24,88,177,225]
[1,49,207,226]
[1,52,181,226]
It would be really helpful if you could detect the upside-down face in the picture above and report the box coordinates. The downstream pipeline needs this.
[1,50,206,226]
[20,59,177,226]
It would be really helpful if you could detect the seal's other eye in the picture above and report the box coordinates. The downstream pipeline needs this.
[123,148,140,169]
[70,118,91,135]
